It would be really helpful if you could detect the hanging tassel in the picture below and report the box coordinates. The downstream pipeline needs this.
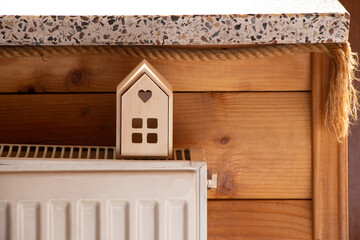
[324,41,359,141]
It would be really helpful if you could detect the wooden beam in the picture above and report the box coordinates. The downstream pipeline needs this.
[208,200,312,239]
[175,92,312,199]
[311,52,348,239]
[0,53,311,93]
[0,92,312,199]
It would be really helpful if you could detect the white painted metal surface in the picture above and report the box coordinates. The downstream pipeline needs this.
[0,146,207,240]
[0,144,191,161]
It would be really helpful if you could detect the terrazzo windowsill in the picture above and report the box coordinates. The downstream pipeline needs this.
[0,1,349,46]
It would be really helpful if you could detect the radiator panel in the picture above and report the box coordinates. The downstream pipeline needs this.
[0,159,206,240]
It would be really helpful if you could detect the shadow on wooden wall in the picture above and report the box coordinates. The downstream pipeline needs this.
[339,0,360,239]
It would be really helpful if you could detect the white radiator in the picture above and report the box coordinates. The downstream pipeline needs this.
[0,145,207,240]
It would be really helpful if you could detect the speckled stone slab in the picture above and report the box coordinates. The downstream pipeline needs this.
[0,0,349,46]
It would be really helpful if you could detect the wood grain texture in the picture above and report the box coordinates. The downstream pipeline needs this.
[311,52,348,240]
[338,1,360,239]
[0,92,312,199]
[0,53,311,93]
[174,92,312,199]
[208,200,312,240]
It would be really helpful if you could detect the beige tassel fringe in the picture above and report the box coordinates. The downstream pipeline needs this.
[323,42,359,141]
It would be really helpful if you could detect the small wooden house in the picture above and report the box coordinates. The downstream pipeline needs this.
[116,60,173,158]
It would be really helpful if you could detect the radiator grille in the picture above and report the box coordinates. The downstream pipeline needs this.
[0,160,207,240]
[0,144,191,160]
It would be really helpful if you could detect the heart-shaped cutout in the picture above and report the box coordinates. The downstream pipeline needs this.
[138,90,152,103]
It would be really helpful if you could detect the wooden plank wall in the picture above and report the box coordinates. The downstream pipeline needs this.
[0,52,313,239]
[312,53,348,240]
[338,1,360,239]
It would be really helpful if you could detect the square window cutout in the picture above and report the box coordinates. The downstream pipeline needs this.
[132,133,142,143]
[132,118,143,128]
[147,133,158,144]
[147,118,158,129]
